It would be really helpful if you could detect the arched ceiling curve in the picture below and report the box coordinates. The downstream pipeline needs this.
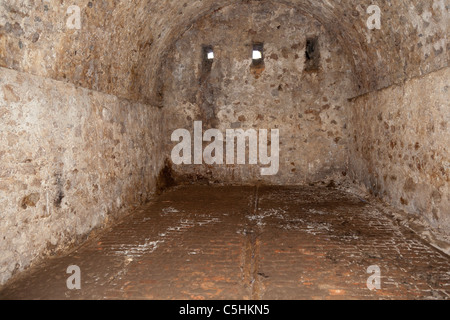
[1,0,447,104]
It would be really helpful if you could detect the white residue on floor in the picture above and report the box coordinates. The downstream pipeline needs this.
[113,214,221,258]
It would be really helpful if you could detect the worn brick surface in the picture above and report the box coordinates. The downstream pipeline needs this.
[1,186,449,300]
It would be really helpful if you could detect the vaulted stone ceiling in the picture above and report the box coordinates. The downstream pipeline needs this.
[1,0,448,104]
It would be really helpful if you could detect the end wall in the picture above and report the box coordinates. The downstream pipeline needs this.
[162,3,357,185]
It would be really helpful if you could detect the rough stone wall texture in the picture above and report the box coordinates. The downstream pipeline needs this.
[0,0,448,286]
[0,1,447,104]
[163,3,357,185]
[348,67,450,235]
[0,67,165,285]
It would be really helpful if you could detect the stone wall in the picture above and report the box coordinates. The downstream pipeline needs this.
[162,3,357,185]
[348,67,450,234]
[0,67,165,285]
[1,1,447,104]
[0,0,448,287]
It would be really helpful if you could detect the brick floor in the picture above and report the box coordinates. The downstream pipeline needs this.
[1,185,449,300]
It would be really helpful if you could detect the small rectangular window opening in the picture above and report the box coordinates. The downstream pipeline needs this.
[202,45,214,72]
[253,50,262,60]
[203,46,214,61]
[304,36,320,72]
[252,43,264,66]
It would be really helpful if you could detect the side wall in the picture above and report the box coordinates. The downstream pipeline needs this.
[0,67,165,285]
[348,67,450,233]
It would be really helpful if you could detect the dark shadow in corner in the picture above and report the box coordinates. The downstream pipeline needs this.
[156,159,177,194]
